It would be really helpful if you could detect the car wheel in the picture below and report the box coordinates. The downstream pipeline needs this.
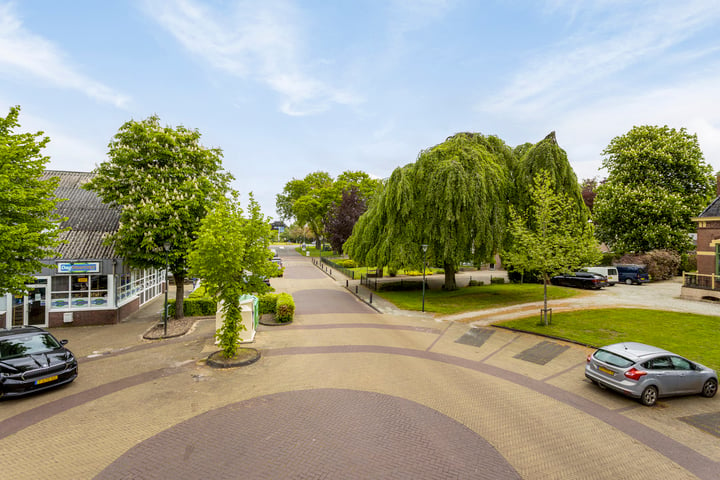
[625,278,633,285]
[701,378,717,398]
[640,385,658,406]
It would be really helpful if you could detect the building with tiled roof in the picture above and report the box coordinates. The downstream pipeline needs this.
[0,171,165,328]
[682,176,720,301]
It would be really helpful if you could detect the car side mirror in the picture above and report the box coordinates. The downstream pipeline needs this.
[61,339,68,345]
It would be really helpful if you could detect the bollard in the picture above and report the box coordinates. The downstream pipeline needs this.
[355,286,358,294]
[369,293,373,304]
[346,280,348,287]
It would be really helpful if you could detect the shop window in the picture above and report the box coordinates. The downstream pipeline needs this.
[51,274,109,309]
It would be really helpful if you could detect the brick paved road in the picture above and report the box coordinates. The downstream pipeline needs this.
[1,246,718,479]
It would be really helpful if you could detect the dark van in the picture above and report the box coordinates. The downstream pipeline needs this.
[615,264,650,285]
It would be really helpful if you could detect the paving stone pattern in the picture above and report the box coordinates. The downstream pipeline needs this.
[680,411,720,439]
[513,341,570,365]
[455,327,495,348]
[96,389,522,480]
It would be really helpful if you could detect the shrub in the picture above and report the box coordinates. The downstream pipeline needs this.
[275,292,295,323]
[506,269,543,284]
[167,297,217,317]
[679,252,697,273]
[339,259,357,268]
[600,252,617,266]
[468,279,484,286]
[491,277,505,285]
[617,250,680,281]
[258,293,279,314]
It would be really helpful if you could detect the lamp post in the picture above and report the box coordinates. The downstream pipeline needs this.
[163,241,170,336]
[421,244,428,312]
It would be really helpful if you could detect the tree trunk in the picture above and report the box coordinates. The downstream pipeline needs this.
[315,238,321,249]
[174,273,185,319]
[443,262,457,290]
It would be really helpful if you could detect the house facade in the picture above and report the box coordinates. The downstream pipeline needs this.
[0,171,165,328]
[682,176,720,301]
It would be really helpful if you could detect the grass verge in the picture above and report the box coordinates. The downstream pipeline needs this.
[497,308,720,371]
[375,284,582,314]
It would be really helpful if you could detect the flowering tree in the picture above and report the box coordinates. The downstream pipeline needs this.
[85,116,232,318]
[594,125,714,254]
[188,193,277,358]
[0,106,66,294]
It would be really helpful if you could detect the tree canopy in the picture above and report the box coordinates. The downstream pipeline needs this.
[593,125,714,253]
[0,106,66,295]
[345,132,512,289]
[325,187,366,254]
[84,115,232,318]
[189,193,276,357]
[276,170,381,248]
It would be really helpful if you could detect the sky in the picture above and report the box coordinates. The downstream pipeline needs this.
[2,0,720,219]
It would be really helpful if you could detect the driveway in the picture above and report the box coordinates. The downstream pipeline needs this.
[1,252,718,480]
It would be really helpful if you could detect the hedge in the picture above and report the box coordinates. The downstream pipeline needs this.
[258,293,279,314]
[275,292,295,323]
[167,297,217,317]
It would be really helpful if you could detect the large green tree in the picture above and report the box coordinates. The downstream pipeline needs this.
[276,170,381,248]
[189,193,276,358]
[503,171,601,324]
[593,125,714,253]
[85,115,232,318]
[345,132,511,290]
[0,106,66,294]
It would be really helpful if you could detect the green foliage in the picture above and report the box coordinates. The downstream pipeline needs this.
[345,132,512,290]
[84,115,231,318]
[275,292,295,323]
[467,280,484,286]
[600,252,617,266]
[594,125,713,254]
[490,277,505,284]
[276,171,381,248]
[0,106,66,295]
[679,252,697,273]
[258,293,279,314]
[167,297,217,317]
[188,193,277,357]
[376,280,425,291]
[502,170,601,310]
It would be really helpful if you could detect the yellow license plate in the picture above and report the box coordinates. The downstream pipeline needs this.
[35,375,58,385]
[598,366,614,376]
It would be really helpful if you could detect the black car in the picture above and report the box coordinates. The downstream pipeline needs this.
[550,272,608,289]
[0,326,78,399]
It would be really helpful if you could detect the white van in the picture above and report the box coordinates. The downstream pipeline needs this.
[585,266,619,286]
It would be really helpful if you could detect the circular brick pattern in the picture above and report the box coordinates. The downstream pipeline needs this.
[97,389,520,479]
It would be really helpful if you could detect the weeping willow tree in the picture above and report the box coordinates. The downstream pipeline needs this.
[345,132,512,290]
[513,131,587,221]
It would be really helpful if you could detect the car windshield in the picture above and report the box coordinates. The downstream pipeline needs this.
[594,349,634,368]
[0,334,62,360]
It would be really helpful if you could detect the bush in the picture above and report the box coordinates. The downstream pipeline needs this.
[468,279,484,286]
[617,250,680,281]
[600,252,617,266]
[167,297,217,317]
[679,252,697,273]
[491,277,505,285]
[275,292,295,323]
[507,269,543,283]
[258,293,279,314]
[338,259,358,268]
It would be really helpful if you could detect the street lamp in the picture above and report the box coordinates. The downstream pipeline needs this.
[421,244,428,312]
[163,241,171,336]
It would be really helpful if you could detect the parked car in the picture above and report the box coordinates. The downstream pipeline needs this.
[0,326,78,399]
[271,256,284,277]
[615,264,650,285]
[585,266,619,286]
[585,342,717,406]
[550,272,608,289]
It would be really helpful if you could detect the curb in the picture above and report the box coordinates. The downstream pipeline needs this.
[206,348,261,368]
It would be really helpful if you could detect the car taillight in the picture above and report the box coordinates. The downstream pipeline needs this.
[586,354,592,363]
[624,368,647,381]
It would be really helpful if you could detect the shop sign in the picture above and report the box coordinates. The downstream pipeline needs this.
[57,262,101,274]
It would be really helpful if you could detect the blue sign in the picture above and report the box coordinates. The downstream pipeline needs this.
[57,262,101,274]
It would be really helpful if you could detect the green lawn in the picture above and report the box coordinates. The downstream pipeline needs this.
[497,309,720,371]
[375,284,582,314]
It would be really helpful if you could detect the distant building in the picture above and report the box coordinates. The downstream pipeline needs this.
[0,171,165,328]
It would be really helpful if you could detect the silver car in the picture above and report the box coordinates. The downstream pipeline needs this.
[585,342,717,406]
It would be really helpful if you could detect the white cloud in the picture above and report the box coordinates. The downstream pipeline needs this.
[0,2,130,108]
[142,0,361,116]
[484,1,720,115]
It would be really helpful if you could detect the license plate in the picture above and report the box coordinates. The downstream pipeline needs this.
[598,366,614,376]
[35,375,58,385]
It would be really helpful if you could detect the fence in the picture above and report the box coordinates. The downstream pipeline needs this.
[683,272,720,291]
